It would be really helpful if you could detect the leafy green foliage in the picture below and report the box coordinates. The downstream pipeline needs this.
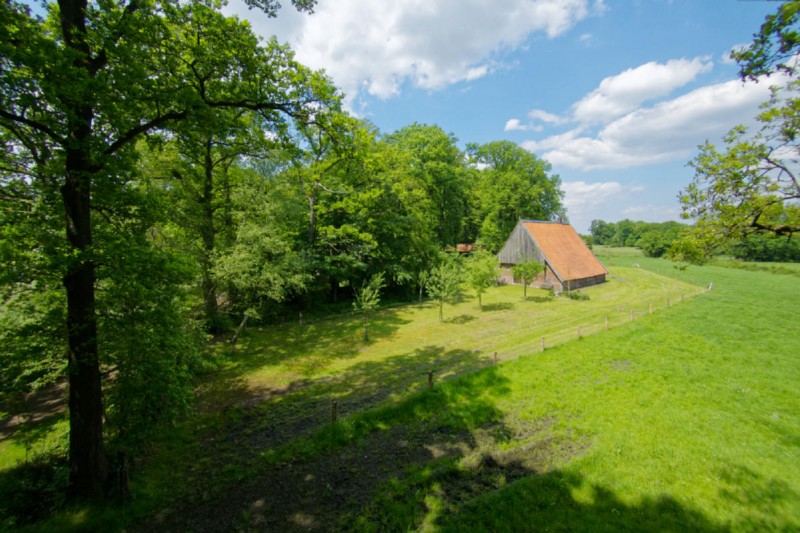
[385,124,468,247]
[511,259,544,299]
[426,256,464,321]
[353,273,385,341]
[466,250,499,309]
[467,141,564,252]
[679,3,800,258]
[732,0,800,80]
[728,232,800,261]
[590,219,690,258]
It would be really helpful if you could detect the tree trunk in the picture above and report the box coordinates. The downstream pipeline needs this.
[59,0,106,498]
[330,277,338,303]
[201,142,219,329]
[62,133,106,499]
[307,184,317,245]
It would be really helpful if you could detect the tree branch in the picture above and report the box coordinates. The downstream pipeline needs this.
[0,109,65,145]
[104,109,192,156]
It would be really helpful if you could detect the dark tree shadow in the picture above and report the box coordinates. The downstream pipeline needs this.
[448,314,476,324]
[481,302,515,312]
[437,469,729,532]
[525,295,554,303]
[135,366,516,532]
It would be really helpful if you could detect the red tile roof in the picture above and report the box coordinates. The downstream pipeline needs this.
[522,221,607,281]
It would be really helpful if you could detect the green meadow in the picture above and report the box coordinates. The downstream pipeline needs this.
[2,253,799,532]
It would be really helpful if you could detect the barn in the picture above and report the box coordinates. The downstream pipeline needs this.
[497,220,608,291]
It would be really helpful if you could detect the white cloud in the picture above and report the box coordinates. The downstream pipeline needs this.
[528,108,566,124]
[505,118,524,131]
[532,75,780,170]
[561,180,624,212]
[228,0,597,104]
[571,57,713,124]
[623,204,681,221]
[521,127,583,152]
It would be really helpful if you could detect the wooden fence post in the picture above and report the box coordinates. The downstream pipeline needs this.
[630,309,634,321]
[605,316,609,331]
[428,371,433,389]
[541,336,545,352]
[649,303,653,315]
[493,351,498,365]
[577,326,581,339]
[332,400,338,422]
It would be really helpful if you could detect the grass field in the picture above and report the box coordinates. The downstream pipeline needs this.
[2,253,799,531]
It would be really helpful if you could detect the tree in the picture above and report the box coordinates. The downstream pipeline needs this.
[353,273,385,341]
[0,0,336,498]
[512,260,544,299]
[467,250,498,310]
[732,0,800,81]
[385,124,468,247]
[636,221,686,258]
[466,141,564,252]
[426,257,463,322]
[589,219,616,245]
[680,98,800,251]
[680,2,800,254]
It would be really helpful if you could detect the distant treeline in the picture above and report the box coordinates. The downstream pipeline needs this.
[588,219,800,262]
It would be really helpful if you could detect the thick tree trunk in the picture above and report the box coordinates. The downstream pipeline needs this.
[330,277,338,303]
[59,0,106,499]
[201,142,219,328]
[62,140,106,499]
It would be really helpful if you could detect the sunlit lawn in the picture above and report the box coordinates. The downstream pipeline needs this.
[5,253,799,532]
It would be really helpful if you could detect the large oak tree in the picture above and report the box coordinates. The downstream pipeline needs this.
[0,0,337,498]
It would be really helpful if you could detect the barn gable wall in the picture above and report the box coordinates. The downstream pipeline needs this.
[497,223,545,265]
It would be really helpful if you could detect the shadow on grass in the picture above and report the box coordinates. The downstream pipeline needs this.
[200,344,497,457]
[438,469,729,532]
[448,314,476,324]
[481,302,514,312]
[718,464,800,531]
[194,307,413,413]
[525,294,554,303]
[136,367,516,532]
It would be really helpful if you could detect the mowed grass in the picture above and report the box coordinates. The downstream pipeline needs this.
[5,255,799,531]
[339,258,800,531]
[201,263,702,414]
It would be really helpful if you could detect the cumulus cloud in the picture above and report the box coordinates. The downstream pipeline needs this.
[542,76,776,170]
[623,204,681,220]
[571,57,713,124]
[505,119,525,131]
[528,108,566,124]
[561,181,625,212]
[228,0,597,103]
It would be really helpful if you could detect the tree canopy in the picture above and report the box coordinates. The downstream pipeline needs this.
[0,0,568,505]
[679,1,800,255]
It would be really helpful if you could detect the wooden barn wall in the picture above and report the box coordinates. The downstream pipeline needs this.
[497,223,546,265]
[566,274,606,290]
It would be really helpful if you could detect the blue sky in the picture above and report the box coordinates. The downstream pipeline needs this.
[228,0,783,233]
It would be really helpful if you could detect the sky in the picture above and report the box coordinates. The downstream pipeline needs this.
[225,0,784,234]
